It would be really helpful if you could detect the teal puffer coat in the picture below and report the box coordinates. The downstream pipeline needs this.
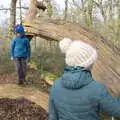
[49,66,120,120]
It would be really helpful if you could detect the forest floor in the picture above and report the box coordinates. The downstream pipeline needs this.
[0,72,49,120]
[0,72,48,109]
[0,72,112,120]
[0,98,48,120]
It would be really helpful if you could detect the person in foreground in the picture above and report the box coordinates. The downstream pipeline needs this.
[10,24,31,85]
[48,38,120,120]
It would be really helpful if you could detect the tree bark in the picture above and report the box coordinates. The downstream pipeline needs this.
[116,0,120,19]
[10,0,17,30]
[23,18,120,96]
[45,0,53,18]
[19,0,22,24]
[23,0,120,97]
[85,0,93,27]
[25,0,37,19]
[108,0,113,20]
[93,0,107,23]
[64,0,68,20]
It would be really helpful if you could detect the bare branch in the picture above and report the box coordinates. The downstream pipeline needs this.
[0,7,29,11]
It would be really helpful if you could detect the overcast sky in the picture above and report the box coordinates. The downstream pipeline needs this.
[0,0,103,25]
[0,0,65,8]
[0,0,65,25]
[0,0,65,6]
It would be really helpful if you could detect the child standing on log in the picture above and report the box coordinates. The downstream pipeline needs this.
[49,38,120,120]
[10,24,31,85]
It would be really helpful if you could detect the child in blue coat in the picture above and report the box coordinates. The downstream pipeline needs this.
[49,38,120,120]
[10,24,31,85]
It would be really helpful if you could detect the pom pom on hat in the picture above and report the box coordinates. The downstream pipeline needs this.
[59,38,72,53]
[59,38,98,69]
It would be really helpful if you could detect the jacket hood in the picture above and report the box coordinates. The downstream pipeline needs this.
[61,66,93,89]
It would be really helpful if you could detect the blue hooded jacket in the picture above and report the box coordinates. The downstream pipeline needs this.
[49,66,120,120]
[10,36,31,58]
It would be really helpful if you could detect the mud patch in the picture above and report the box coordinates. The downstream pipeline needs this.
[0,98,48,120]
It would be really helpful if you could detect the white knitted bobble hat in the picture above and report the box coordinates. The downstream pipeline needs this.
[59,38,98,68]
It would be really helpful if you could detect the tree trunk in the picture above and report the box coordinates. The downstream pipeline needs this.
[19,0,22,24]
[81,0,86,23]
[81,0,84,9]
[25,0,37,19]
[117,0,120,19]
[23,0,120,97]
[93,0,107,23]
[85,0,93,27]
[108,0,113,20]
[45,0,53,18]
[23,18,120,97]
[10,0,17,30]
[64,0,68,20]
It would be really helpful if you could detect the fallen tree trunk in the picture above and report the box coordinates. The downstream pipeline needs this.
[23,18,120,96]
